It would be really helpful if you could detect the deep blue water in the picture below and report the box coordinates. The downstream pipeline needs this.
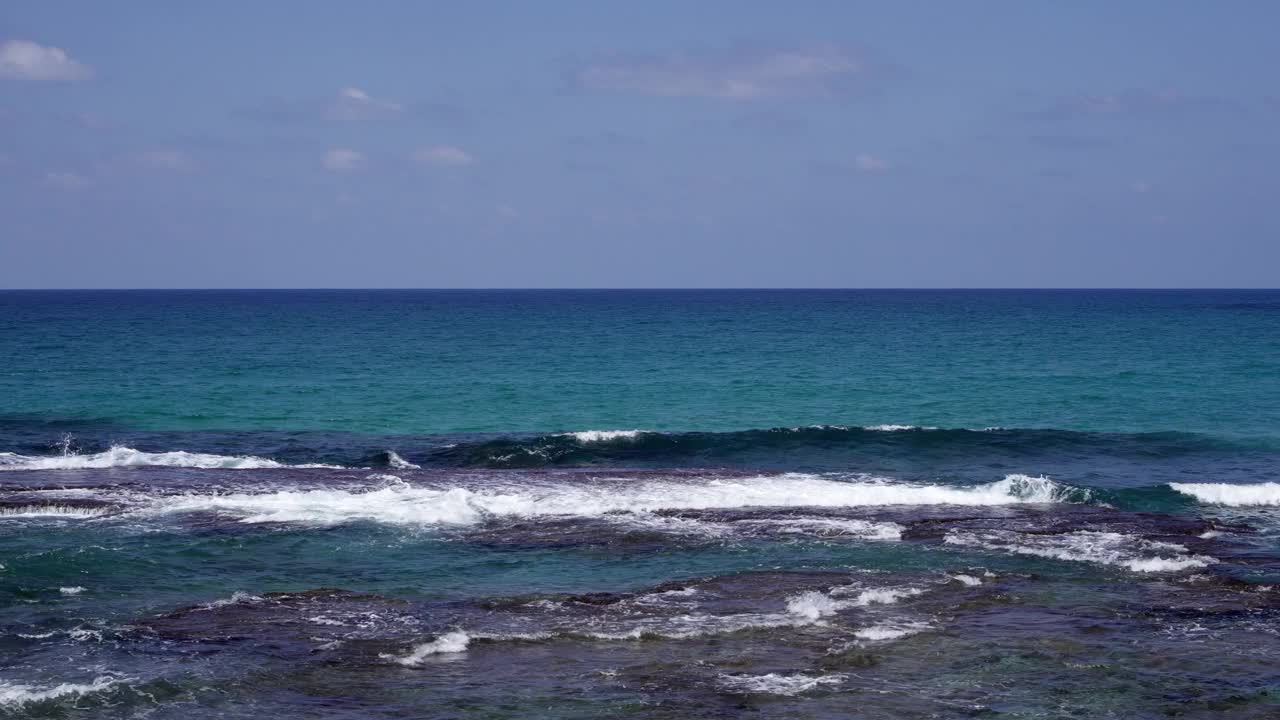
[0,290,1277,718]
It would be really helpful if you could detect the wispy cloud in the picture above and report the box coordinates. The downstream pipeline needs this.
[0,40,92,82]
[250,87,403,123]
[322,148,365,171]
[412,145,474,167]
[574,44,869,100]
[42,170,91,189]
[325,87,402,121]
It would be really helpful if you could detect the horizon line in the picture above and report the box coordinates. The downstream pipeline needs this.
[1,287,1278,292]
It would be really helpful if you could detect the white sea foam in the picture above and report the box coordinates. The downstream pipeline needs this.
[0,505,107,519]
[945,529,1213,573]
[196,591,263,610]
[559,430,647,443]
[785,586,923,621]
[853,622,929,641]
[717,672,845,695]
[1170,482,1280,507]
[388,582,923,656]
[386,451,420,470]
[0,447,286,471]
[733,517,904,540]
[0,676,122,707]
[950,574,983,586]
[383,631,471,665]
[137,473,1082,527]
[570,611,808,640]
[863,424,936,432]
[58,586,85,596]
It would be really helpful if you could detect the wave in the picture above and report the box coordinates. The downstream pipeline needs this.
[945,529,1214,573]
[428,425,1255,469]
[385,451,421,470]
[1169,482,1280,507]
[138,473,1085,527]
[557,430,649,443]
[0,446,293,471]
[0,676,123,707]
[785,586,924,621]
[3,424,1269,473]
[383,631,471,665]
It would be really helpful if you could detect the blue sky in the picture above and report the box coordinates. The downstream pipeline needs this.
[2,1,1278,288]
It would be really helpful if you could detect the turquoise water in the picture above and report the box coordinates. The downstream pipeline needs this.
[0,290,1278,719]
[3,290,1278,436]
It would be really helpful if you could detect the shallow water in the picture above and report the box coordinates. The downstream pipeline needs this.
[1,291,1278,718]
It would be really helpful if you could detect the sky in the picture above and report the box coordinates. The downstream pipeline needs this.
[1,1,1278,288]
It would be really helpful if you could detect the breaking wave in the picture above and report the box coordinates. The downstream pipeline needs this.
[0,676,124,707]
[138,473,1086,527]
[0,505,109,519]
[383,631,471,665]
[0,447,300,471]
[1169,482,1280,507]
[557,430,649,443]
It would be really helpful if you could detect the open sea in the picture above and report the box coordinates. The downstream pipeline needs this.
[0,289,1278,719]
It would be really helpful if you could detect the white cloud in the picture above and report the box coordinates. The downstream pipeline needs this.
[42,170,91,189]
[576,45,867,100]
[855,153,890,172]
[412,145,474,167]
[0,40,92,82]
[326,86,402,121]
[136,150,192,171]
[322,148,365,171]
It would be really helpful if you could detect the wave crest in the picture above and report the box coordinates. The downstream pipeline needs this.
[139,473,1087,527]
[0,446,287,471]
[1169,482,1280,507]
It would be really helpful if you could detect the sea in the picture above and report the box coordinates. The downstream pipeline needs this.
[0,289,1277,718]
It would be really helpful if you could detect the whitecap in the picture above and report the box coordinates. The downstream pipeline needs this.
[386,451,421,470]
[0,676,123,707]
[383,630,471,665]
[0,446,286,471]
[558,430,647,443]
[0,505,107,519]
[1170,482,1280,507]
[945,529,1213,573]
[853,622,929,641]
[785,586,923,621]
[717,672,845,696]
[134,472,1086,527]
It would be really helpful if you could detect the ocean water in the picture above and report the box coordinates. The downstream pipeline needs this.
[0,289,1277,718]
